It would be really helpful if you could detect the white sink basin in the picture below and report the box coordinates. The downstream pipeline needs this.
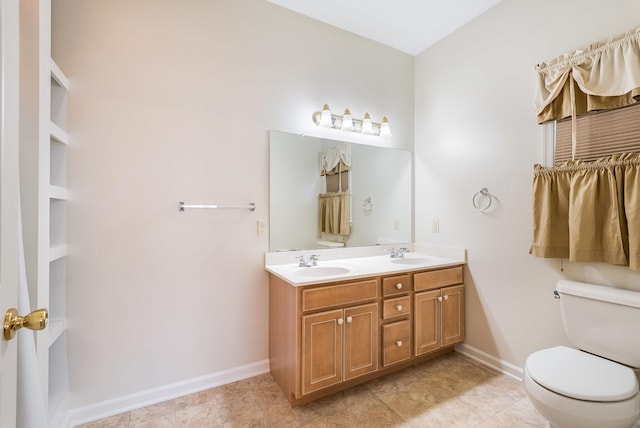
[390,257,431,265]
[294,266,351,277]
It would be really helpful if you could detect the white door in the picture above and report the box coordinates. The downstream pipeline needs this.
[0,0,22,426]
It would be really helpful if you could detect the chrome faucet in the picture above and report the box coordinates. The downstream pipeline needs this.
[297,254,319,267]
[389,247,409,258]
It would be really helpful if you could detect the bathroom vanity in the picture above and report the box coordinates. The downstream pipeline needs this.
[266,250,465,406]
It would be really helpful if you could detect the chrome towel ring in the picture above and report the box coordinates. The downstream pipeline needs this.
[472,188,493,212]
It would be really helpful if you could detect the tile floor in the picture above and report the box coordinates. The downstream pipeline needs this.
[77,352,546,428]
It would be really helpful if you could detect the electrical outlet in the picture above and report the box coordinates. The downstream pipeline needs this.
[257,220,267,236]
[432,219,440,233]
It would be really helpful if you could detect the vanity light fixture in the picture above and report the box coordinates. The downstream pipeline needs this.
[380,116,392,137]
[361,112,374,135]
[312,105,391,137]
[341,108,354,131]
[319,104,333,128]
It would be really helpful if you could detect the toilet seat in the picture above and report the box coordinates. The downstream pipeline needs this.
[526,346,639,402]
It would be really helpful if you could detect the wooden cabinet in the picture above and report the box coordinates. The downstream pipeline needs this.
[380,274,412,368]
[301,303,378,395]
[441,285,465,346]
[382,320,411,366]
[301,309,343,394]
[268,263,464,406]
[414,266,464,357]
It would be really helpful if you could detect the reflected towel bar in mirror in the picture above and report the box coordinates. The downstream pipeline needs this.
[178,202,256,212]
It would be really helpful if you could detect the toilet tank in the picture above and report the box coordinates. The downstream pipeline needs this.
[556,280,640,368]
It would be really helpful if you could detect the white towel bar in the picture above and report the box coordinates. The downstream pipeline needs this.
[178,202,256,212]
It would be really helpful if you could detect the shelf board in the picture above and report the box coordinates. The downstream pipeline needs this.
[48,318,66,347]
[50,121,69,145]
[49,244,68,262]
[49,185,68,200]
[50,58,69,90]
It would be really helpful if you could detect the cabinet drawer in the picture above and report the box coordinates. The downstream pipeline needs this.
[382,274,411,296]
[382,320,411,366]
[302,279,378,312]
[382,296,411,320]
[414,266,463,291]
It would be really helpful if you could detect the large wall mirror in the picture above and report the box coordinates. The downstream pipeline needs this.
[269,131,412,252]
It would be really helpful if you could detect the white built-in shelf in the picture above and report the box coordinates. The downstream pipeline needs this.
[50,121,68,144]
[49,185,68,200]
[49,244,68,262]
[50,58,68,90]
[48,318,66,347]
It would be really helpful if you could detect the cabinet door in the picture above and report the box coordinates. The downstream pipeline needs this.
[414,289,441,356]
[302,309,343,395]
[344,303,379,381]
[382,320,411,366]
[441,285,465,346]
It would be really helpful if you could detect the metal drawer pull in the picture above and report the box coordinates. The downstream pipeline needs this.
[346,316,353,323]
[338,318,344,325]
[395,283,403,290]
[396,340,403,347]
[396,305,403,311]
[444,295,449,300]
[437,296,443,302]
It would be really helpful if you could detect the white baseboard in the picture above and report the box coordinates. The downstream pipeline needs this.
[455,343,523,381]
[67,359,269,427]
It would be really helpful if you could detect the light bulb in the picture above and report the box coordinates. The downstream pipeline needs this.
[361,112,374,135]
[341,108,354,131]
[319,104,333,128]
[380,116,391,136]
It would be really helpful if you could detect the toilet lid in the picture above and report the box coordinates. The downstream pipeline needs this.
[526,346,639,402]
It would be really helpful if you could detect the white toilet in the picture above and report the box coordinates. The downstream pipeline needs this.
[523,280,640,428]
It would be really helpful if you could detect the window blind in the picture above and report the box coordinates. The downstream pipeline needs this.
[555,102,640,164]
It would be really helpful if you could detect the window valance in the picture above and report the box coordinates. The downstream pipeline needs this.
[534,27,640,125]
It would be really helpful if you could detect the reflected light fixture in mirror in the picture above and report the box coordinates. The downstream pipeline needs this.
[312,104,391,136]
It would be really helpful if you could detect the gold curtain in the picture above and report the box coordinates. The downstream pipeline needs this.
[530,153,640,270]
[318,192,351,236]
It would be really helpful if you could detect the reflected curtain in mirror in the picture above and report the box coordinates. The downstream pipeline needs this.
[318,192,351,236]
[319,143,351,238]
[530,153,640,270]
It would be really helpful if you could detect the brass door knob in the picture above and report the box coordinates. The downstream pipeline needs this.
[3,308,48,340]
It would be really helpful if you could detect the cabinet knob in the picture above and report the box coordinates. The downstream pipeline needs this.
[396,305,403,312]
[437,296,443,302]
[346,316,353,323]
[395,283,403,290]
[338,318,344,325]
[396,340,403,347]
[444,294,449,300]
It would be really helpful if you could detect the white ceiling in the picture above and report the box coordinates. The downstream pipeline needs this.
[266,0,503,56]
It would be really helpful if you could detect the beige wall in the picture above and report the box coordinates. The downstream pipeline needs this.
[415,0,640,369]
[52,0,414,407]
